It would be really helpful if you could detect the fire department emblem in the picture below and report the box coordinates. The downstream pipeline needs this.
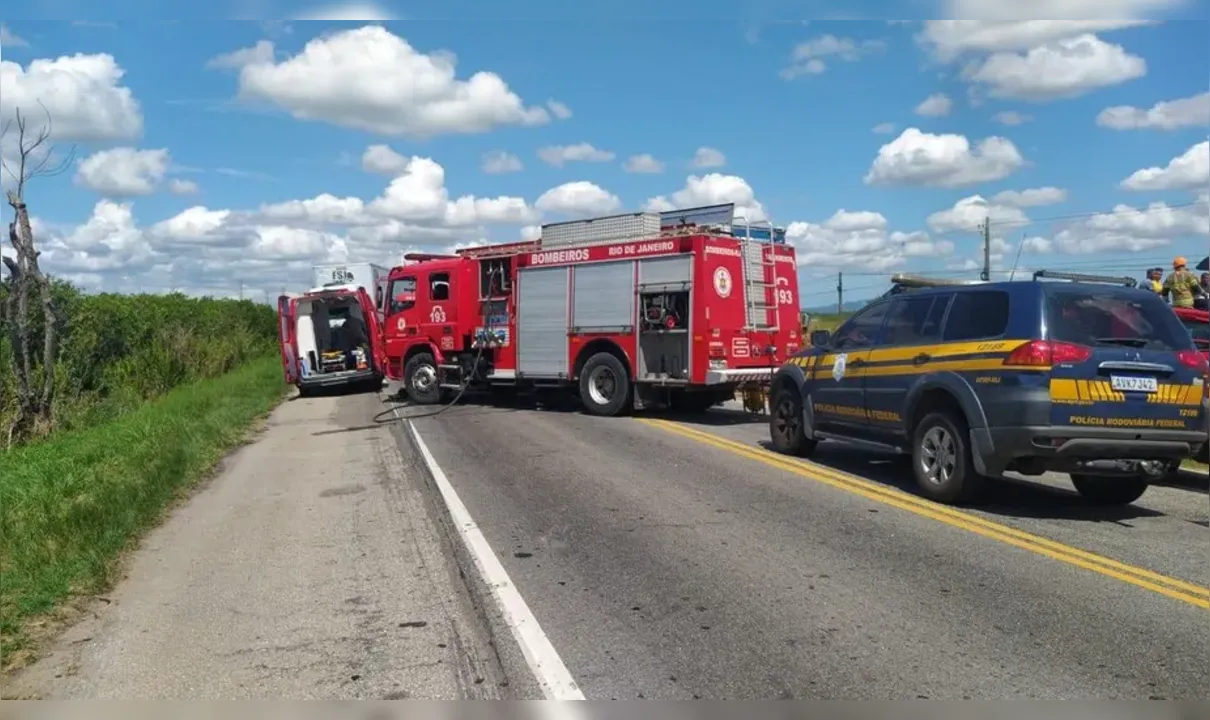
[430,306,447,323]
[713,267,733,298]
[396,317,406,331]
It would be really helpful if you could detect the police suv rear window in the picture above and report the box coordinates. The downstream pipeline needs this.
[1044,288,1192,351]
[940,290,1009,342]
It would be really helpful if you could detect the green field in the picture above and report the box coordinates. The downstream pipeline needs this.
[804,311,853,335]
[0,356,286,667]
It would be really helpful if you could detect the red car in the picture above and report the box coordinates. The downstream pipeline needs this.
[1173,305,1209,356]
[1173,306,1209,464]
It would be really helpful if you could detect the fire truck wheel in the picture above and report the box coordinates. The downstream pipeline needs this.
[579,352,631,417]
[404,352,442,405]
[769,386,816,457]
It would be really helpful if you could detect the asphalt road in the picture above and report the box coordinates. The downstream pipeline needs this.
[6,390,511,700]
[407,395,1210,700]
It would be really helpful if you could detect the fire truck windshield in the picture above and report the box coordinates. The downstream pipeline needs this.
[389,276,417,313]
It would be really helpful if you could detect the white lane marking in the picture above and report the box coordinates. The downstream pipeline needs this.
[399,410,585,701]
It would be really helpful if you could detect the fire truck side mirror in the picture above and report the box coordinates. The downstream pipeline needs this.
[809,329,831,348]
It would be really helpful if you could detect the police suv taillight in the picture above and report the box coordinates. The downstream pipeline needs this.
[1176,349,1209,374]
[1003,340,1092,367]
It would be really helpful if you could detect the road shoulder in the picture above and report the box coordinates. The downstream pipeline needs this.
[4,391,510,700]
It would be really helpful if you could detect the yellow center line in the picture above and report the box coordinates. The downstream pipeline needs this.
[637,418,1210,609]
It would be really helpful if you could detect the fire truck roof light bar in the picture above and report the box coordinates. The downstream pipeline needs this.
[1031,269,1139,288]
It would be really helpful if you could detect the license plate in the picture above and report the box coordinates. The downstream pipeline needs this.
[1110,375,1158,393]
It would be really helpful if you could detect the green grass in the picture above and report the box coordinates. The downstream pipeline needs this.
[0,356,286,663]
[804,312,853,336]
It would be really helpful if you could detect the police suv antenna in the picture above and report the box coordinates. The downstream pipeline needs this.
[980,217,991,282]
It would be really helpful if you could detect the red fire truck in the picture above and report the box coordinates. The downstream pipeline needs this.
[379,204,802,416]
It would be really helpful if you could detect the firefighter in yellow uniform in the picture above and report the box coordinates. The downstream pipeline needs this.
[1162,256,1205,308]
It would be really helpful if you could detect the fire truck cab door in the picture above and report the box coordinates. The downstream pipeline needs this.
[276,295,299,384]
[422,269,458,353]
[355,287,388,374]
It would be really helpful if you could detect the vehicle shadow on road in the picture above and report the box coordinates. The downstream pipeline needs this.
[288,380,384,402]
[767,442,1165,524]
[657,407,1169,523]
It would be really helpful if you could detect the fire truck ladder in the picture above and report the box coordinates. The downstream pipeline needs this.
[736,218,779,331]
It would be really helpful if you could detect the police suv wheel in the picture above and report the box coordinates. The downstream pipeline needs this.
[405,352,441,405]
[1069,474,1149,506]
[911,411,983,505]
[769,387,817,458]
[579,352,631,417]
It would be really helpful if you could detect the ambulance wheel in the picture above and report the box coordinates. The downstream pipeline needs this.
[579,352,631,417]
[912,411,984,505]
[769,386,816,458]
[404,352,441,405]
[1070,475,1149,506]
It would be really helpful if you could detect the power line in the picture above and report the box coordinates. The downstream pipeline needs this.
[986,200,1205,230]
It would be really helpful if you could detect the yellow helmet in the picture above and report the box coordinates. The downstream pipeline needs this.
[1174,256,1187,269]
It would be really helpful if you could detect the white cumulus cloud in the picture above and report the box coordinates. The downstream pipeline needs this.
[1098,92,1210,131]
[74,148,171,197]
[537,143,614,167]
[1120,141,1209,192]
[915,93,953,117]
[645,174,767,223]
[960,34,1146,102]
[624,154,665,173]
[690,147,726,169]
[865,128,1025,188]
[222,25,550,138]
[482,150,523,174]
[535,181,622,216]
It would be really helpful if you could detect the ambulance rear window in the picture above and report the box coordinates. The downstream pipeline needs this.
[1044,288,1192,351]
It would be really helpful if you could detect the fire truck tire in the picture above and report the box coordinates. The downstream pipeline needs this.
[404,352,442,405]
[769,386,816,457]
[579,352,631,417]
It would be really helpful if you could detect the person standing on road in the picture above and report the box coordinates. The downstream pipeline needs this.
[1162,257,1205,308]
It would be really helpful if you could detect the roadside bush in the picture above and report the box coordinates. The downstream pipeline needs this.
[0,281,278,443]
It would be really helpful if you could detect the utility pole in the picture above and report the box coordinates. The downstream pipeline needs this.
[980,217,991,281]
[836,271,844,314]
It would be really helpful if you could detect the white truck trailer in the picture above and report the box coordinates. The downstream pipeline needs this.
[311,263,389,318]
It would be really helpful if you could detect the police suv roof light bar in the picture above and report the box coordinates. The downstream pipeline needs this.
[1031,270,1138,288]
[882,273,987,297]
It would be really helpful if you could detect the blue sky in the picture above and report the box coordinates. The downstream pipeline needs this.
[1,2,1208,307]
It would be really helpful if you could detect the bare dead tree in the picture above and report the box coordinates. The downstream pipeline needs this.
[1,102,76,445]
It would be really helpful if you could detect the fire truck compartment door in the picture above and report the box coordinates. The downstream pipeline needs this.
[573,260,635,332]
[638,255,692,287]
[517,266,570,377]
[276,294,299,384]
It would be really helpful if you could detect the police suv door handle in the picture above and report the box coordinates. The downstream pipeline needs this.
[912,353,931,365]
[849,357,866,367]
